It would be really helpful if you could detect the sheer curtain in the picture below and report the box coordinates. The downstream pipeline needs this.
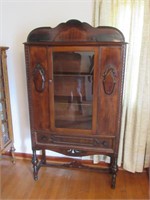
[93,0,150,172]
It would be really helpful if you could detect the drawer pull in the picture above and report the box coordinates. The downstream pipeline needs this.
[102,141,108,147]
[41,136,48,142]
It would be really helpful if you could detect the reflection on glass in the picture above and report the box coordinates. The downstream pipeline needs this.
[53,51,94,130]
[2,123,9,144]
[0,102,6,120]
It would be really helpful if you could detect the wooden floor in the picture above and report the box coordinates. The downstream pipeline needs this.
[0,158,149,199]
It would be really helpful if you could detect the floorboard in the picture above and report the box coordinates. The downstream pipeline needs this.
[0,158,149,199]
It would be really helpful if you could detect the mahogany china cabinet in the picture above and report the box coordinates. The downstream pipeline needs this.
[0,47,15,162]
[24,20,126,188]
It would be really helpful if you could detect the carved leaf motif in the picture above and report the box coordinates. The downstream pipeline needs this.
[103,67,116,95]
[33,64,45,92]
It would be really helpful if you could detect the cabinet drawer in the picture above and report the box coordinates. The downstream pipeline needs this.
[36,133,114,150]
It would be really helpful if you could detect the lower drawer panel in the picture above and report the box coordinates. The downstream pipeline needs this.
[36,132,115,150]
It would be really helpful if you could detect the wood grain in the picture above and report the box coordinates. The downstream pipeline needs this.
[1,159,149,199]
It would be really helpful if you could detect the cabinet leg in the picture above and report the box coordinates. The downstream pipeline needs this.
[32,150,38,181]
[41,149,46,164]
[10,145,16,164]
[110,155,118,189]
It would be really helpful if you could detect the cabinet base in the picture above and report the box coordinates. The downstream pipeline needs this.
[32,150,118,189]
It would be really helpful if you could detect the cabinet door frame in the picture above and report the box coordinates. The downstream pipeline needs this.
[48,46,99,135]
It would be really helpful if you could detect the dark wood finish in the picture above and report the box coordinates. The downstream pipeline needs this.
[26,19,125,42]
[24,20,126,188]
[1,159,149,199]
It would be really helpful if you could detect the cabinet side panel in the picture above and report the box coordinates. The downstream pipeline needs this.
[26,46,50,131]
[98,47,123,137]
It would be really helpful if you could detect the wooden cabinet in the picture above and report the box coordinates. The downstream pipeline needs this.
[24,20,126,188]
[0,47,15,162]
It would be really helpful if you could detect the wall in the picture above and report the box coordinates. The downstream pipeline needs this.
[0,0,93,155]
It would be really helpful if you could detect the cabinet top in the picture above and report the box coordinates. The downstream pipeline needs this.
[25,19,125,44]
[0,47,9,51]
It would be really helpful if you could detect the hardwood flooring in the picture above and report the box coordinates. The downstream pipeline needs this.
[0,158,149,199]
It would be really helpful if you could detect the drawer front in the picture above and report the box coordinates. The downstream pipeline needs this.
[36,133,115,150]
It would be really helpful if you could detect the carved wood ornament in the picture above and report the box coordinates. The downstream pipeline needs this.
[103,66,117,95]
[33,64,46,93]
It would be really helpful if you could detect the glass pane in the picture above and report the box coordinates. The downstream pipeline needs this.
[0,79,5,99]
[53,51,94,130]
[0,91,4,99]
[0,64,9,145]
[0,65,2,77]
[0,102,7,120]
[2,122,9,144]
[0,101,6,113]
[0,111,6,120]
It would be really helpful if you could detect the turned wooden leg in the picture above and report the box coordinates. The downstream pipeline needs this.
[41,149,46,164]
[10,145,16,164]
[110,155,118,189]
[32,150,38,181]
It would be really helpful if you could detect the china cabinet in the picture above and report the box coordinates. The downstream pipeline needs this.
[24,20,126,188]
[0,46,15,162]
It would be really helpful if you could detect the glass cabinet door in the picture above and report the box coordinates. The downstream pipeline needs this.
[0,63,10,146]
[52,50,95,130]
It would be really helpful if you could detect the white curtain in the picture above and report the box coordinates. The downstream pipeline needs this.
[93,0,150,172]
